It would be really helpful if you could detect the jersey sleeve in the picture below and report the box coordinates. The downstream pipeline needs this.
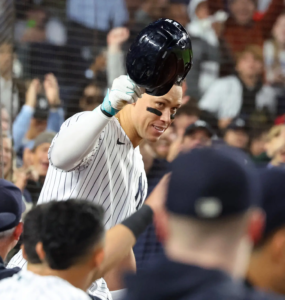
[48,112,106,172]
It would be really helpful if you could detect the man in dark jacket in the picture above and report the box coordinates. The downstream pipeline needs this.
[125,148,283,300]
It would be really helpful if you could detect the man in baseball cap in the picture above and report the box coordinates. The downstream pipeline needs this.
[0,179,24,280]
[124,148,280,300]
[181,119,214,152]
[247,168,285,295]
[223,117,249,150]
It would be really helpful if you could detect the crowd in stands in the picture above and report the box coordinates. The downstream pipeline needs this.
[1,0,285,299]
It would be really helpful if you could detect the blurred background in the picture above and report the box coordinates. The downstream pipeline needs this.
[1,0,285,266]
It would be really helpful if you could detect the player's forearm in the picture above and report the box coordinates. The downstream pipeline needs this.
[96,205,154,279]
[50,107,111,171]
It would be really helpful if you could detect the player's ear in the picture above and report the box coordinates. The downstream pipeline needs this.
[35,242,46,261]
[248,208,265,245]
[93,246,104,268]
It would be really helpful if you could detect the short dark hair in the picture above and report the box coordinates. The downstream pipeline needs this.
[176,102,200,117]
[23,205,45,264]
[40,200,105,270]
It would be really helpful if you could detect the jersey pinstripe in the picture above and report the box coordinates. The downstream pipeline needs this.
[39,112,147,229]
[8,112,147,300]
[0,270,91,300]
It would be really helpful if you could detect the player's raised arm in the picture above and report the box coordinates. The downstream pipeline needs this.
[50,76,142,171]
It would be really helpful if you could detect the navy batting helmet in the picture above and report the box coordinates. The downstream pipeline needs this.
[126,18,193,97]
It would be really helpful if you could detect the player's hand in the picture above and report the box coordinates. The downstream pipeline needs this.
[101,75,143,116]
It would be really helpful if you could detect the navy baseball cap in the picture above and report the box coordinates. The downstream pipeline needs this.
[259,168,285,237]
[0,180,24,232]
[167,148,259,219]
[184,120,214,138]
[225,117,247,132]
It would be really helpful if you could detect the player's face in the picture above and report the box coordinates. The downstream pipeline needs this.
[133,85,182,142]
[31,143,50,177]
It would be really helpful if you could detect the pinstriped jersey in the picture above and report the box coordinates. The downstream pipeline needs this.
[8,112,147,300]
[0,271,91,300]
[39,112,147,229]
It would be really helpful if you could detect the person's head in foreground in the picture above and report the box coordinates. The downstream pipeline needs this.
[265,125,285,167]
[223,117,249,150]
[20,200,105,292]
[247,168,285,295]
[181,120,214,152]
[125,147,265,300]
[0,180,23,261]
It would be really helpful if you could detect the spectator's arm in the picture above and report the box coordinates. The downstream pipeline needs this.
[107,27,129,87]
[261,0,284,39]
[12,79,40,152]
[47,107,65,132]
[12,105,34,152]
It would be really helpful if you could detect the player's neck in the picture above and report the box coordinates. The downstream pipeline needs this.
[117,107,142,148]
[27,263,94,291]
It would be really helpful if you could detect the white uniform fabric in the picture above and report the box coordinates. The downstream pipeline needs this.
[8,111,147,300]
[0,270,91,300]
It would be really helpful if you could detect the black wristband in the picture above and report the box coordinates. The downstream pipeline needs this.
[100,106,113,118]
[121,205,154,240]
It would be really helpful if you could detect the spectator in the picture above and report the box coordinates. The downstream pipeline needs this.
[14,5,66,46]
[1,105,10,133]
[263,11,285,115]
[12,74,64,155]
[133,0,168,31]
[247,168,285,294]
[0,39,19,118]
[79,83,104,111]
[0,180,23,280]
[174,102,200,137]
[186,0,228,99]
[265,124,285,168]
[222,0,283,55]
[23,132,55,205]
[181,120,214,152]
[249,129,270,164]
[199,45,276,128]
[223,117,249,150]
[125,148,268,300]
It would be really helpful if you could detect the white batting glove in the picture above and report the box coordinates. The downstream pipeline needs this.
[101,75,143,116]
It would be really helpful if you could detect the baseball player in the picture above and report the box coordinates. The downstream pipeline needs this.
[8,19,193,300]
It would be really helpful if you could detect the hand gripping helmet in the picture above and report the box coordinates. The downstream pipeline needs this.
[126,18,193,97]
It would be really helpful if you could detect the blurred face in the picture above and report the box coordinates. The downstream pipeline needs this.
[230,0,255,25]
[31,143,50,177]
[236,52,263,78]
[196,1,210,20]
[132,85,182,143]
[181,129,212,152]
[0,43,13,76]
[31,119,48,136]
[273,14,285,46]
[275,147,285,165]
[250,133,267,156]
[224,129,249,149]
[151,127,176,159]
[80,84,103,111]
[2,137,12,178]
[168,4,189,27]
[175,114,199,137]
[1,108,10,132]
